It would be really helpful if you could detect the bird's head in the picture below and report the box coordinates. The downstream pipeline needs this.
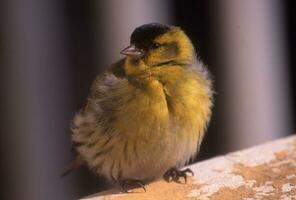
[121,23,195,76]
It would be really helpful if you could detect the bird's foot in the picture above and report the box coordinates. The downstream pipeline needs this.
[163,167,194,183]
[120,179,146,193]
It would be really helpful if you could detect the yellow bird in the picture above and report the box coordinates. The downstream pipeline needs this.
[67,23,213,191]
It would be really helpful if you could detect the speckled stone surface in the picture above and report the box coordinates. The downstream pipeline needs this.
[81,135,296,200]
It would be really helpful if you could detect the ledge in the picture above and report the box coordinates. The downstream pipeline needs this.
[81,135,296,200]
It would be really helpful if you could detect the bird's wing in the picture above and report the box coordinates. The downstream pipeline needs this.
[74,58,128,139]
[85,58,126,111]
[63,59,127,177]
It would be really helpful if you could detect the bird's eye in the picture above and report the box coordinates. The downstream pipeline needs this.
[151,43,161,49]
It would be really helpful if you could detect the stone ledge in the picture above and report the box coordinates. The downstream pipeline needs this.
[81,135,296,200]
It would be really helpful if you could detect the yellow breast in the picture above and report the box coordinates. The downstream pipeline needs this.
[115,65,212,168]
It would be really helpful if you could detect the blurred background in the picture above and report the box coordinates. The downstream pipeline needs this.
[0,0,295,199]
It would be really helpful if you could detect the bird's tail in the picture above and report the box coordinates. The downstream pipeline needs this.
[60,156,84,178]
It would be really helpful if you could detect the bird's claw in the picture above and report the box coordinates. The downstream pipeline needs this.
[163,168,194,183]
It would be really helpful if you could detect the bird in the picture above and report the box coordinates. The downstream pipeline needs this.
[65,23,213,191]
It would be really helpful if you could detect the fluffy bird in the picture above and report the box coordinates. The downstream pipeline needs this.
[68,23,213,190]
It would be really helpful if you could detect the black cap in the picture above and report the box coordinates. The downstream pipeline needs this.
[130,23,170,50]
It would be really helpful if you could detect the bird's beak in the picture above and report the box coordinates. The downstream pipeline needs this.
[120,45,144,59]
